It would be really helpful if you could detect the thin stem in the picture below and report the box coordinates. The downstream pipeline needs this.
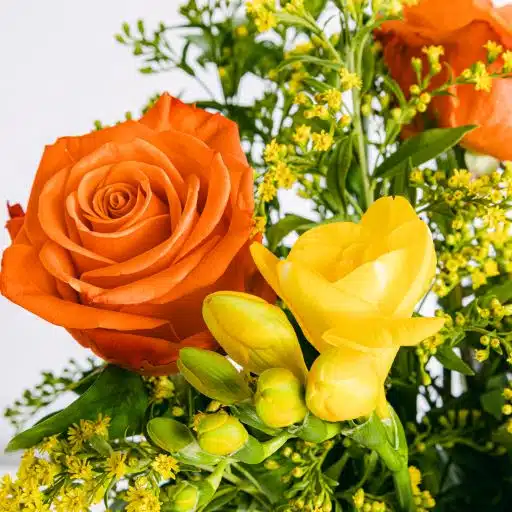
[393,465,416,512]
[348,50,373,210]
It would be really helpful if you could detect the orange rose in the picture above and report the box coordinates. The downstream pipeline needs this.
[378,0,512,161]
[1,93,268,375]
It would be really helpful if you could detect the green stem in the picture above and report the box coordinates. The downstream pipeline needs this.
[348,50,372,210]
[392,464,416,512]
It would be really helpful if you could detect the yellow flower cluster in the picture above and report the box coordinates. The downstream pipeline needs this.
[352,488,387,511]
[339,68,362,91]
[409,466,436,511]
[246,0,277,32]
[125,477,161,512]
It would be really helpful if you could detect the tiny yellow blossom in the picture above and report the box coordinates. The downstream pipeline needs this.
[473,61,492,92]
[235,25,249,37]
[66,456,94,481]
[68,419,95,451]
[106,451,128,480]
[312,131,334,152]
[55,487,89,512]
[503,50,512,72]
[149,376,175,403]
[252,215,267,236]
[483,259,499,277]
[294,92,309,105]
[353,488,365,509]
[258,175,278,202]
[125,478,161,512]
[471,270,487,289]
[422,45,444,63]
[475,349,489,362]
[293,124,311,145]
[304,105,329,119]
[339,68,362,91]
[152,454,179,480]
[339,114,352,127]
[484,41,503,62]
[273,162,295,188]
[319,89,342,110]
[264,139,287,163]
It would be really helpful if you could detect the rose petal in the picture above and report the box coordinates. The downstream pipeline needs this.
[78,328,216,376]
[1,244,168,330]
[140,93,248,164]
[176,153,231,259]
[81,174,200,288]
[90,235,220,305]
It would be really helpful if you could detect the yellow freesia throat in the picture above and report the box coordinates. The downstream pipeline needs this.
[250,196,444,420]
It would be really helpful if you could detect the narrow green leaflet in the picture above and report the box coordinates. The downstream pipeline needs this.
[266,214,313,251]
[326,136,353,211]
[178,348,252,404]
[7,366,148,451]
[374,125,476,179]
[434,345,475,376]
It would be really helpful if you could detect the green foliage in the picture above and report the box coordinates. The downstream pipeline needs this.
[7,366,148,451]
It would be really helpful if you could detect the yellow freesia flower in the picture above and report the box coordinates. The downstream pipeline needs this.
[250,196,444,419]
[202,291,308,382]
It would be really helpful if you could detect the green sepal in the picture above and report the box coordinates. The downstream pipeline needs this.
[233,432,292,465]
[295,414,341,443]
[230,402,282,436]
[178,348,252,405]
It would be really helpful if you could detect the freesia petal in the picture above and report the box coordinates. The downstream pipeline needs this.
[322,316,445,351]
[249,243,282,297]
[361,195,418,235]
[276,260,379,352]
[287,222,362,281]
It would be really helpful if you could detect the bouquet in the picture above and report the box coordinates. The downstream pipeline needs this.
[1,0,512,510]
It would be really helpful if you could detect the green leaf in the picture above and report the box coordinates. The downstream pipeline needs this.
[305,0,328,18]
[7,366,148,451]
[230,403,281,436]
[178,348,252,404]
[434,346,475,376]
[266,214,313,251]
[361,44,375,94]
[482,280,512,306]
[326,135,353,212]
[277,55,343,72]
[202,487,239,512]
[147,417,194,453]
[374,125,476,179]
[481,389,506,420]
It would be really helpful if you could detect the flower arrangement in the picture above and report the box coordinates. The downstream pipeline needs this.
[1,0,512,511]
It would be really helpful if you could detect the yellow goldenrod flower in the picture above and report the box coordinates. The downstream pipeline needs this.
[312,130,334,151]
[66,456,94,481]
[38,435,60,455]
[339,68,362,91]
[68,419,95,451]
[264,139,287,163]
[503,50,512,72]
[475,349,489,362]
[252,215,267,236]
[304,105,329,119]
[152,454,179,480]
[106,451,128,480]
[294,92,309,105]
[251,196,444,419]
[318,89,342,110]
[422,45,444,63]
[409,466,422,492]
[484,40,503,62]
[340,114,352,127]
[149,376,175,403]
[284,0,304,14]
[291,41,314,54]
[235,25,249,37]
[273,162,295,188]
[55,487,89,512]
[473,61,492,92]
[353,488,365,509]
[125,478,161,512]
[202,291,308,381]
[293,124,311,145]
[258,175,278,202]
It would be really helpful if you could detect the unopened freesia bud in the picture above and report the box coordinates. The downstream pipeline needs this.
[196,412,248,456]
[203,292,308,382]
[255,368,308,428]
[169,483,199,512]
[306,347,380,422]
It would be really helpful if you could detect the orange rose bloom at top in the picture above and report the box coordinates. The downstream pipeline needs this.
[1,93,268,375]
[378,0,512,161]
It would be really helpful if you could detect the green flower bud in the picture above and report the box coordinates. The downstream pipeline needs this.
[169,483,199,512]
[255,368,308,428]
[196,412,248,456]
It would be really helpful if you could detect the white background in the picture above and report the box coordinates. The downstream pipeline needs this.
[0,0,510,473]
